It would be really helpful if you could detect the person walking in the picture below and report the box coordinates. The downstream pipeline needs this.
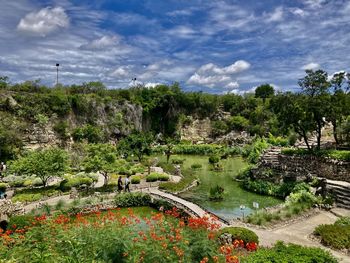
[117,176,123,193]
[124,175,131,192]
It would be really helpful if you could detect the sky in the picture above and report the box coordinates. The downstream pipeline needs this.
[0,0,349,93]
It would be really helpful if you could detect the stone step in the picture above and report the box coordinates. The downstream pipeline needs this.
[336,202,350,210]
[327,184,350,194]
[335,193,350,203]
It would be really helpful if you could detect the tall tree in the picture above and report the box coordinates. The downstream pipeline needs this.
[117,131,153,162]
[10,148,68,187]
[83,144,117,186]
[255,84,275,102]
[298,70,331,149]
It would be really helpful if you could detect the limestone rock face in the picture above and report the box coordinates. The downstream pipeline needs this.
[0,200,25,222]
[180,117,212,143]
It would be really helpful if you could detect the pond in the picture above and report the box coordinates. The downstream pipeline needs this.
[160,154,282,220]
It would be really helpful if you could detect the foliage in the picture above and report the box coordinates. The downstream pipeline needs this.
[171,158,186,164]
[145,172,169,182]
[208,155,220,165]
[228,115,250,131]
[211,120,229,137]
[0,183,7,192]
[218,227,259,244]
[9,148,68,186]
[114,193,152,207]
[241,138,269,164]
[154,144,240,156]
[117,131,153,161]
[12,186,63,203]
[314,220,350,250]
[282,148,350,161]
[255,84,275,101]
[191,163,202,170]
[82,143,118,186]
[131,175,141,184]
[72,124,104,143]
[241,241,337,263]
[159,169,196,193]
[209,185,224,201]
[60,173,98,191]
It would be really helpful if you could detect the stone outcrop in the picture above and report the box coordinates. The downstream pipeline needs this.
[180,117,212,143]
[0,200,25,222]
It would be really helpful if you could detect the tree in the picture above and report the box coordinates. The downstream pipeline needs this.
[83,144,117,186]
[271,93,316,150]
[299,70,331,149]
[0,76,9,89]
[255,84,275,102]
[117,131,153,162]
[10,148,68,187]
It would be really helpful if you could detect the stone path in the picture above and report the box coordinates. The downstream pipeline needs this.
[251,210,350,262]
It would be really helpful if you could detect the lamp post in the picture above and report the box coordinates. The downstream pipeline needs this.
[56,63,59,86]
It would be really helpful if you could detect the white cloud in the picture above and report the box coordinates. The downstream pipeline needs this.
[290,8,307,17]
[266,7,284,22]
[301,62,320,70]
[110,66,130,78]
[145,82,162,88]
[225,81,239,89]
[167,26,197,39]
[303,0,326,9]
[187,60,250,88]
[17,7,69,36]
[80,35,121,50]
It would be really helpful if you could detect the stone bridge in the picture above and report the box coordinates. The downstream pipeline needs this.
[148,189,229,227]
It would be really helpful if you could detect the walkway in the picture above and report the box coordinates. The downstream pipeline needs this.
[251,210,350,262]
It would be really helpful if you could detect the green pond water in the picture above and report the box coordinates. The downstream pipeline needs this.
[159,155,282,220]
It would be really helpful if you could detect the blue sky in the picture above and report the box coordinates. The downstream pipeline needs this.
[0,0,349,93]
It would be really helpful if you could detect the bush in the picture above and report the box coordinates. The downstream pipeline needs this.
[282,148,350,161]
[191,163,202,170]
[159,169,196,193]
[242,179,298,198]
[335,216,350,226]
[314,222,350,250]
[171,158,185,165]
[114,193,151,207]
[209,185,224,201]
[12,193,42,203]
[8,214,35,230]
[242,138,269,164]
[242,241,337,263]
[266,133,289,147]
[146,173,169,182]
[0,182,8,192]
[218,227,259,244]
[208,155,220,165]
[131,175,141,184]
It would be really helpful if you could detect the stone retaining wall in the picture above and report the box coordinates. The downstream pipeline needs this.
[277,155,350,182]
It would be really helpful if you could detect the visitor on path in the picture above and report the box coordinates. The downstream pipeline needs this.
[117,176,123,193]
[124,175,130,192]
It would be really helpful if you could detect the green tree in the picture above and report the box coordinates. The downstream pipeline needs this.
[299,70,331,149]
[228,115,250,131]
[83,144,117,186]
[10,148,68,187]
[255,84,275,102]
[271,93,316,150]
[0,76,9,89]
[117,131,153,162]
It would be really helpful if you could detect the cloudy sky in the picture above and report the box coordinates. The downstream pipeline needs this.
[0,0,349,93]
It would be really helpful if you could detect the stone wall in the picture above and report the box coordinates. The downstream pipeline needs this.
[277,154,350,182]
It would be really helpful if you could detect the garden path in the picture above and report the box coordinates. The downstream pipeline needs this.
[251,210,350,262]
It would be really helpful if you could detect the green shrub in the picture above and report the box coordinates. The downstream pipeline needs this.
[266,133,289,147]
[335,216,350,226]
[146,173,169,182]
[282,148,350,161]
[242,138,269,164]
[209,185,224,201]
[171,158,185,165]
[0,182,8,192]
[241,241,337,263]
[208,155,220,165]
[114,193,151,207]
[131,175,141,184]
[12,193,42,203]
[191,163,202,170]
[8,214,35,229]
[218,227,259,244]
[242,179,297,198]
[314,222,350,250]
